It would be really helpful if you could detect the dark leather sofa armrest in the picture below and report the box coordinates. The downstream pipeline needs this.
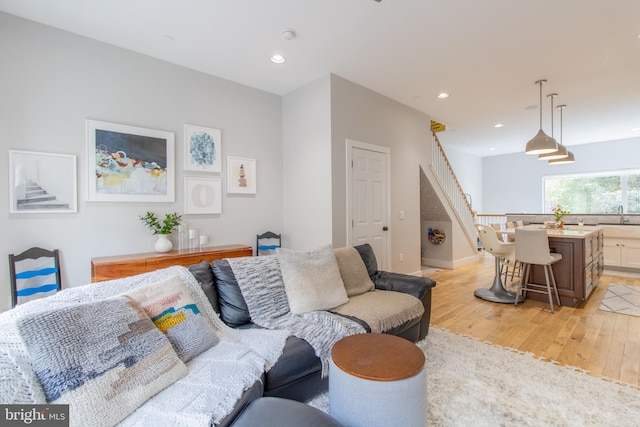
[373,271,436,341]
[372,271,436,299]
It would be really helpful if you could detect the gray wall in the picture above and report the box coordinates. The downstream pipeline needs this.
[283,74,440,275]
[482,138,640,214]
[282,76,333,250]
[329,75,432,275]
[1,13,283,311]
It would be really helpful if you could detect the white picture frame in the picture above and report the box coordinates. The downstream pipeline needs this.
[226,156,256,194]
[86,119,175,202]
[184,176,222,214]
[9,150,78,214]
[184,124,222,173]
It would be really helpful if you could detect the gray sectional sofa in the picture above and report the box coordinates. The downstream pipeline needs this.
[0,243,435,426]
[190,243,436,421]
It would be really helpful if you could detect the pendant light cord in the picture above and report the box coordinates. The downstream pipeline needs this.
[538,81,543,129]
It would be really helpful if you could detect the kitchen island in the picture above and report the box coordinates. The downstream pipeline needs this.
[506,225,603,307]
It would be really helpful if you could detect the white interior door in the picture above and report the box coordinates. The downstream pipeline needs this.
[347,140,390,270]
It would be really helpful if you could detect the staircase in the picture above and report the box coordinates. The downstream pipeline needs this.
[16,179,69,210]
[429,131,477,249]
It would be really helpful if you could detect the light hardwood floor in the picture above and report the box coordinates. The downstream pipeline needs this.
[426,253,640,387]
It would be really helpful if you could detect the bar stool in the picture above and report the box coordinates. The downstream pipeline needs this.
[474,224,523,304]
[514,228,562,313]
[504,221,516,242]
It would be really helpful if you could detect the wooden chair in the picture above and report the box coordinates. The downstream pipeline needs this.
[9,247,62,307]
[256,231,281,256]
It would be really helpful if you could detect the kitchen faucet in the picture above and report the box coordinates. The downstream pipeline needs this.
[618,205,629,224]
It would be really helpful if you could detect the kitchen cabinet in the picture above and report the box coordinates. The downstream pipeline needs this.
[524,227,603,308]
[604,238,640,269]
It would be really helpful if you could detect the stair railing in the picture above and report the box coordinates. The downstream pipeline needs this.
[430,131,477,246]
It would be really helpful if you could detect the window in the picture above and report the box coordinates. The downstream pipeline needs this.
[543,169,640,214]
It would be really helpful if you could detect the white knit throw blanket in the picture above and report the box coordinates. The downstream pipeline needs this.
[0,266,289,427]
[226,256,366,375]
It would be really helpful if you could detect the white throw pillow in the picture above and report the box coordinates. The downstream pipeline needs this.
[277,245,349,314]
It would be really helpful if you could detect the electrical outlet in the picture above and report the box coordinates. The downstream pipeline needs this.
[399,253,404,262]
[399,210,405,220]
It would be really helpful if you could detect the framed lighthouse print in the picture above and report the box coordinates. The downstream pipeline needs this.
[226,156,256,194]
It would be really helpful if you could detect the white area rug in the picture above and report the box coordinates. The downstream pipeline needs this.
[599,283,640,317]
[307,327,640,426]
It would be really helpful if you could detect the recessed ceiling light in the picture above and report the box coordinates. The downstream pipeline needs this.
[632,127,640,132]
[437,92,450,99]
[270,54,286,64]
[494,123,504,128]
[490,147,496,151]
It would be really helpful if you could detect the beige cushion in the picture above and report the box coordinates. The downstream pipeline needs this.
[277,245,349,314]
[333,247,375,297]
[331,290,424,334]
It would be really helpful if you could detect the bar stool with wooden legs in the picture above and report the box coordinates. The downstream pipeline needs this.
[514,228,562,313]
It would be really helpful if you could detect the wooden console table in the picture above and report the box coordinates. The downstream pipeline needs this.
[91,244,252,282]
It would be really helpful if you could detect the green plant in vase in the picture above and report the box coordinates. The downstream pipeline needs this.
[552,205,570,228]
[140,212,182,252]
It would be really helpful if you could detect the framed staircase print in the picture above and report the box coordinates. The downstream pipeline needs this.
[86,120,175,202]
[9,150,77,214]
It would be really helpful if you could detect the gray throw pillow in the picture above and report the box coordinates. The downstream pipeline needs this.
[16,296,187,426]
[123,275,219,362]
[334,247,375,297]
[277,245,349,314]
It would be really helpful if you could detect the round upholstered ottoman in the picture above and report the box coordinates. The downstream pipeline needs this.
[329,333,426,427]
[232,396,344,427]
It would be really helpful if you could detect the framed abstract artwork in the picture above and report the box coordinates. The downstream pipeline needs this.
[227,156,256,194]
[184,124,222,173]
[184,177,222,214]
[86,120,175,202]
[9,150,77,214]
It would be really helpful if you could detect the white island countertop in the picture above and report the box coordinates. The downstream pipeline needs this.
[502,225,602,239]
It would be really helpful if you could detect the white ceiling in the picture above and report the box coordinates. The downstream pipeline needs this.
[2,0,639,157]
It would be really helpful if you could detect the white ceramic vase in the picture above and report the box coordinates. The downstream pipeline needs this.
[155,234,173,253]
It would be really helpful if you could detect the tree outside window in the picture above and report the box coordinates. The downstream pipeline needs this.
[544,170,640,214]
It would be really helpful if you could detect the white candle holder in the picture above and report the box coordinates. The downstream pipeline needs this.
[189,228,198,250]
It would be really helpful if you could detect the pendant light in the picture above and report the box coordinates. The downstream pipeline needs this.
[525,80,558,155]
[539,93,569,160]
[549,104,575,164]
